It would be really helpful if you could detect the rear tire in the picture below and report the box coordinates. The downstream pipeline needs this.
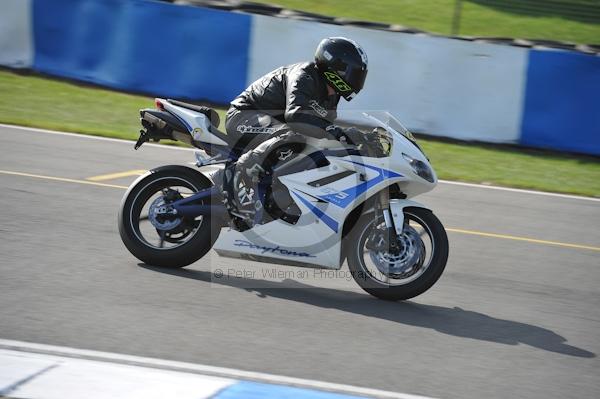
[118,166,219,268]
[348,208,448,300]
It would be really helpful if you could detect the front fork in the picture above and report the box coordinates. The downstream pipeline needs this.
[379,190,405,237]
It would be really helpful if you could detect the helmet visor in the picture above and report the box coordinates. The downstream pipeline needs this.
[340,64,367,94]
[330,64,367,101]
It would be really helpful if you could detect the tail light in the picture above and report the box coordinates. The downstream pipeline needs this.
[155,99,164,110]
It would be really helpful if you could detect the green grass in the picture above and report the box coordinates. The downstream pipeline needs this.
[1,69,599,197]
[419,139,600,197]
[0,70,226,141]
[253,0,600,44]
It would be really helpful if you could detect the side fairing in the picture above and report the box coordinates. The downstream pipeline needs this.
[214,154,407,269]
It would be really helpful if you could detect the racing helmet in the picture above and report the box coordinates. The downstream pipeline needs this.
[315,37,368,101]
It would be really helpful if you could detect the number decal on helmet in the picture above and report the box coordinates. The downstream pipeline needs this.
[324,71,352,92]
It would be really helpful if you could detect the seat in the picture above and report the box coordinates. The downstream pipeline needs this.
[166,99,221,128]
[166,99,239,147]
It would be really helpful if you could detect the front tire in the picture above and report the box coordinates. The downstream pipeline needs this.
[118,166,219,268]
[348,207,448,301]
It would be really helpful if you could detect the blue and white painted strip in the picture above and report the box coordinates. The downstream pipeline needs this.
[0,339,436,399]
[213,381,373,399]
[0,348,234,399]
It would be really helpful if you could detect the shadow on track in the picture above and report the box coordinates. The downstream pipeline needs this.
[140,264,596,359]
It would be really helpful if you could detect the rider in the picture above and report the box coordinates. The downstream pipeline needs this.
[224,37,369,225]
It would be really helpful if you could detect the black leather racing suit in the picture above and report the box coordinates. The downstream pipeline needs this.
[224,62,341,223]
[226,61,340,144]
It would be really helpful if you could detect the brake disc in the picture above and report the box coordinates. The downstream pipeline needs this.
[369,225,425,278]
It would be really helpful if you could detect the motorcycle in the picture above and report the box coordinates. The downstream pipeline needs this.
[118,98,448,300]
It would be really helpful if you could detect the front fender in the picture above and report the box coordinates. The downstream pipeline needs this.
[389,199,431,235]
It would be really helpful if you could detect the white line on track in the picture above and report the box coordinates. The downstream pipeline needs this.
[0,123,194,151]
[2,123,599,202]
[0,339,434,399]
[437,179,600,202]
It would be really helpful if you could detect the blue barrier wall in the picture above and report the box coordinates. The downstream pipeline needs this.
[521,50,600,156]
[32,0,251,104]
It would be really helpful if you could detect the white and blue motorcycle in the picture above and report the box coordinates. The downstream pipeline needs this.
[118,99,448,300]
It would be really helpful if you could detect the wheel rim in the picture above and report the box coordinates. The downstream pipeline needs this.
[129,177,204,250]
[357,212,435,286]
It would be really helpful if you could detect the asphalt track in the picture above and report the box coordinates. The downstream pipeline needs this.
[1,125,599,399]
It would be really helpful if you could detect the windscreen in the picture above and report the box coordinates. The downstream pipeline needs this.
[336,110,415,141]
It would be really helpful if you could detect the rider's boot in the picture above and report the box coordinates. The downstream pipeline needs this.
[230,150,264,221]
[227,132,305,229]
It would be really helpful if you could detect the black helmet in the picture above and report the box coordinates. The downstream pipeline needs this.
[315,37,368,101]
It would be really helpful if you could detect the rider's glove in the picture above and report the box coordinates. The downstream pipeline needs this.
[325,125,345,140]
[326,125,364,145]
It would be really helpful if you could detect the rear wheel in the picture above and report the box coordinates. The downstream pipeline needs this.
[118,166,219,268]
[348,208,448,300]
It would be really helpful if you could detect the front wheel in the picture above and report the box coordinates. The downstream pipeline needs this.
[348,208,448,301]
[118,166,219,268]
